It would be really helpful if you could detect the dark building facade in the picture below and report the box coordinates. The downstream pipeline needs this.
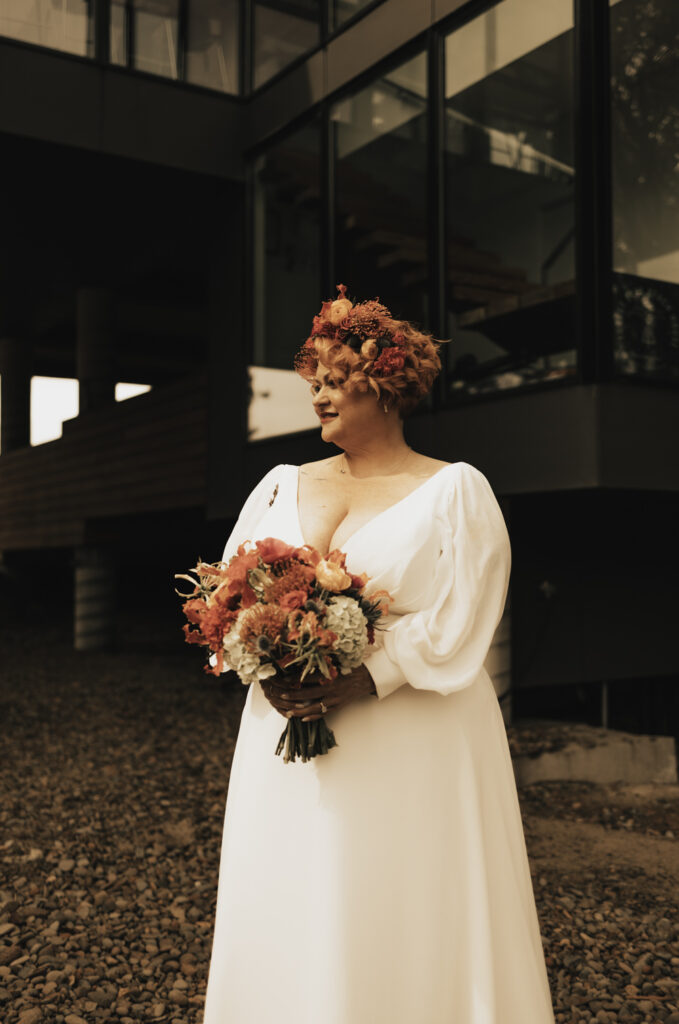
[0,0,677,735]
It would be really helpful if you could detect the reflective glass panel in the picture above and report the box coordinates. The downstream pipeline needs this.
[610,0,679,382]
[333,52,429,336]
[134,0,179,79]
[0,0,90,57]
[186,0,239,93]
[250,120,322,439]
[332,0,379,31]
[253,0,320,90]
[110,0,127,65]
[445,0,575,400]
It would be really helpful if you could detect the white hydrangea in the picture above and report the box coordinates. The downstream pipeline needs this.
[221,608,277,687]
[324,595,369,674]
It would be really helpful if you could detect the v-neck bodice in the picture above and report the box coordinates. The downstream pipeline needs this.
[216,458,511,691]
[293,463,455,558]
[220,461,474,619]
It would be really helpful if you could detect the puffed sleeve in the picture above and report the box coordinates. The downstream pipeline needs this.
[219,464,284,564]
[361,462,511,700]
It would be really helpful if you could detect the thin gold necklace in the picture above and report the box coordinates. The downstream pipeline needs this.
[339,448,413,476]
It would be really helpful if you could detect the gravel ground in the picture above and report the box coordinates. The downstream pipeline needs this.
[1,615,678,1024]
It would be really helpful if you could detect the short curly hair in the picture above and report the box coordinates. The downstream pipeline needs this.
[294,286,443,417]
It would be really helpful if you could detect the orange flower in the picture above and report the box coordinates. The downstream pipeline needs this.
[182,598,206,625]
[315,558,352,592]
[239,604,288,654]
[295,545,322,567]
[349,571,368,590]
[266,562,315,603]
[287,610,319,642]
[182,623,205,645]
[279,589,308,613]
[224,546,260,587]
[370,588,393,615]
[200,603,234,647]
[316,626,338,648]
[255,537,299,564]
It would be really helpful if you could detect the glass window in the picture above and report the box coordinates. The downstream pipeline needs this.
[253,0,320,90]
[121,0,180,79]
[445,0,575,400]
[250,119,322,439]
[610,0,679,383]
[186,0,239,93]
[332,52,429,336]
[110,0,128,65]
[0,0,90,57]
[331,0,379,32]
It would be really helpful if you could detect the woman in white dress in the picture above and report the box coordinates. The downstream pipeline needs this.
[202,286,555,1024]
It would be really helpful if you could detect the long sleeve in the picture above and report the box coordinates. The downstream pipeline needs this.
[362,462,511,700]
[219,464,284,564]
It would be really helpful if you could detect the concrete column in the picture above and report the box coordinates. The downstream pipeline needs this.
[74,544,117,651]
[76,287,115,414]
[0,337,31,453]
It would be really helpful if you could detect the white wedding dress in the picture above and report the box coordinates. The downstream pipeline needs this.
[202,461,555,1024]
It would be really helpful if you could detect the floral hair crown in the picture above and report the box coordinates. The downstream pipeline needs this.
[293,284,408,379]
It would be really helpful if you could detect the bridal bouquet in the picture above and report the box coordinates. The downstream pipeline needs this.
[175,537,392,763]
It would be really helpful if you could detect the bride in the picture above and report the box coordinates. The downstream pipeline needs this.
[202,286,555,1023]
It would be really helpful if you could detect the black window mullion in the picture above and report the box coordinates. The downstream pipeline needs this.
[574,0,613,384]
[245,162,255,367]
[242,0,253,96]
[177,0,188,80]
[93,0,111,62]
[427,27,446,411]
[322,104,335,299]
[125,0,135,68]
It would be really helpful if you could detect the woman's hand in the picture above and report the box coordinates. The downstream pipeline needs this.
[260,665,377,721]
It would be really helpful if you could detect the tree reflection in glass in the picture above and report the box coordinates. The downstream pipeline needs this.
[611,0,679,382]
[444,0,576,400]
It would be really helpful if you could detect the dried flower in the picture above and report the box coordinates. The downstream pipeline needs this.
[255,537,299,564]
[323,595,369,672]
[315,558,352,592]
[328,297,353,324]
[239,604,288,654]
[265,562,315,603]
[373,347,406,377]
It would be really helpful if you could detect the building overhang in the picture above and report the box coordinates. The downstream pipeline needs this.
[234,382,679,503]
[0,36,246,180]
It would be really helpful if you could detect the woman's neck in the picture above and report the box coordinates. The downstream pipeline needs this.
[339,434,413,479]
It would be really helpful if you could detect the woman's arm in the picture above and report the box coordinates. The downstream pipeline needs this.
[362,462,511,699]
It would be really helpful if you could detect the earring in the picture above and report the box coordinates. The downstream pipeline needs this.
[383,403,388,413]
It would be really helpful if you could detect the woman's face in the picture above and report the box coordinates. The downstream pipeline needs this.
[309,362,384,442]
